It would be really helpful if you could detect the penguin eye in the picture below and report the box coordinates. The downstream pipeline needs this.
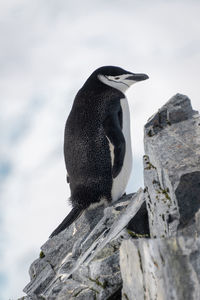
[115,77,120,80]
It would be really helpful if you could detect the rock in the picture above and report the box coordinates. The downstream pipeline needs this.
[22,189,146,299]
[21,94,200,300]
[144,93,200,237]
[120,94,200,300]
[120,231,200,300]
[127,202,150,237]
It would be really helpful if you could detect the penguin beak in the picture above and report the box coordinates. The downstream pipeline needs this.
[126,73,149,82]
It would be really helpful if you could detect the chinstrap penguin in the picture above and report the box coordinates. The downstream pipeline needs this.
[50,66,149,238]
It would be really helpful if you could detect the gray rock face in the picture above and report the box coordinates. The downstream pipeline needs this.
[22,190,147,299]
[21,94,200,300]
[144,93,200,237]
[120,231,200,300]
[120,94,200,300]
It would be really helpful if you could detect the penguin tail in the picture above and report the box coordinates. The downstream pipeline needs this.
[49,206,84,238]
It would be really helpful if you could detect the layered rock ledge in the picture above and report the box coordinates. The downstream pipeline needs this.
[21,94,200,300]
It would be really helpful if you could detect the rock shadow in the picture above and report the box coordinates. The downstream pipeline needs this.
[176,171,200,228]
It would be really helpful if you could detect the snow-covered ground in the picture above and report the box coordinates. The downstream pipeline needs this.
[0,0,200,298]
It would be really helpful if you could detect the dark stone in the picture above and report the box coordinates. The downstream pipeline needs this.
[176,171,200,229]
[107,287,122,300]
[127,202,150,237]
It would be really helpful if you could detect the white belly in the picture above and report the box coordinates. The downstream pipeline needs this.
[111,97,132,201]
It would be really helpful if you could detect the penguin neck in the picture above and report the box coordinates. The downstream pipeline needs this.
[83,76,108,91]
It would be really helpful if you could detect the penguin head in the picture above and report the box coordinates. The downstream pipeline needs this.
[96,66,149,93]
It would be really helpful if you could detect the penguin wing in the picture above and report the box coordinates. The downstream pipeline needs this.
[103,109,125,178]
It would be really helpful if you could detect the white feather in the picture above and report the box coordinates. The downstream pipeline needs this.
[111,97,132,201]
[98,74,136,93]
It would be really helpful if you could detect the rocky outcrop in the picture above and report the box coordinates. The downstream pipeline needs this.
[120,94,200,300]
[143,94,200,238]
[22,191,148,299]
[21,94,200,300]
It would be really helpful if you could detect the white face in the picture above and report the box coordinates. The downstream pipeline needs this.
[98,74,137,93]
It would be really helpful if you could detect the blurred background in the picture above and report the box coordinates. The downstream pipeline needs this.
[0,0,200,298]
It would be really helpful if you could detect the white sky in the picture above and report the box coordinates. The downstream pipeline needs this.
[0,0,200,299]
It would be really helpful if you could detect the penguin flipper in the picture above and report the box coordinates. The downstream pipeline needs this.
[49,207,84,238]
[103,111,125,178]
